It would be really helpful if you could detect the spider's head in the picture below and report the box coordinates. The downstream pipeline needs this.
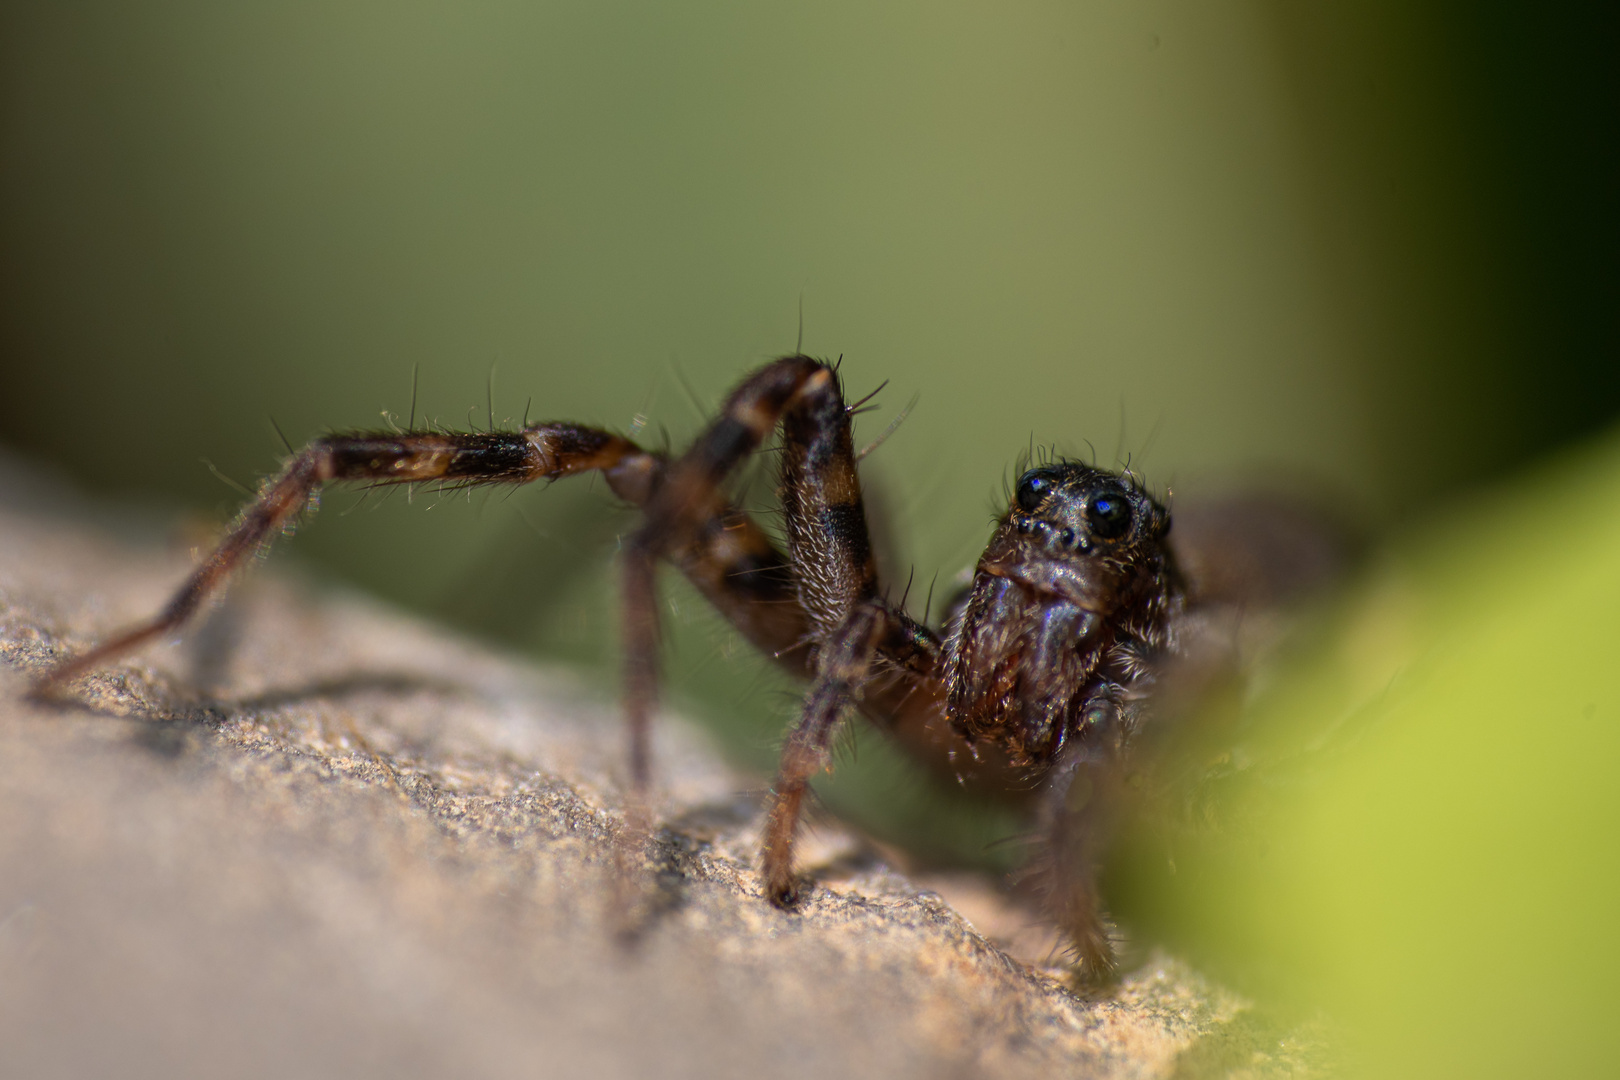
[1000,462,1169,563]
[975,460,1173,622]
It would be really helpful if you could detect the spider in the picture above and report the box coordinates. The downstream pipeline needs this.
[34,354,1304,983]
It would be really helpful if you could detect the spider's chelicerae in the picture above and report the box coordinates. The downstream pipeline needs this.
[36,354,1308,982]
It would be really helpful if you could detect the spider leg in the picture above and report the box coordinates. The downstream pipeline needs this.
[623,355,957,898]
[33,422,809,695]
[1033,699,1127,984]
[761,601,889,905]
[777,358,963,778]
[615,356,845,790]
[33,429,544,690]
[586,357,868,811]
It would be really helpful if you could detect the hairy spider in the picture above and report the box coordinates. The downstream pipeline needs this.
[34,354,1294,982]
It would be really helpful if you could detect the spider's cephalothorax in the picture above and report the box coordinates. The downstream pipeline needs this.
[944,463,1180,768]
[35,355,1210,985]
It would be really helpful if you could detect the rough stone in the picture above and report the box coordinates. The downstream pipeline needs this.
[0,459,1313,1079]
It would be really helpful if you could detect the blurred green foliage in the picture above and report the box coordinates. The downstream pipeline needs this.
[1116,426,1620,1077]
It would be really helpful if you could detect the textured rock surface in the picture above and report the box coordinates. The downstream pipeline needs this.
[0,461,1316,1079]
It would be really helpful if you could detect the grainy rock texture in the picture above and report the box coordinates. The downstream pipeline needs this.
[0,461,1315,1079]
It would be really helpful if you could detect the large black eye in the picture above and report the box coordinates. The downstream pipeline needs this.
[1015,469,1058,512]
[1086,491,1133,539]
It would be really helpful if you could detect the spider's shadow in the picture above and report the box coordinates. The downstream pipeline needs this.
[220,671,478,712]
[30,666,484,761]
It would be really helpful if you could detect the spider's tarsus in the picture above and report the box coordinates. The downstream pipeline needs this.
[766,874,807,910]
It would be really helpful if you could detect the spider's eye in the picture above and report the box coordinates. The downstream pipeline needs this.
[1086,491,1133,539]
[1015,470,1057,512]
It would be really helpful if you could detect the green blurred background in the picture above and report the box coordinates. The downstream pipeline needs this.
[4,0,1612,746]
[2,3,1617,1070]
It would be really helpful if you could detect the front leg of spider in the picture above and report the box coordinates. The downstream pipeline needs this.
[621,356,916,908]
[1036,698,1129,985]
[615,357,862,799]
[761,602,889,906]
